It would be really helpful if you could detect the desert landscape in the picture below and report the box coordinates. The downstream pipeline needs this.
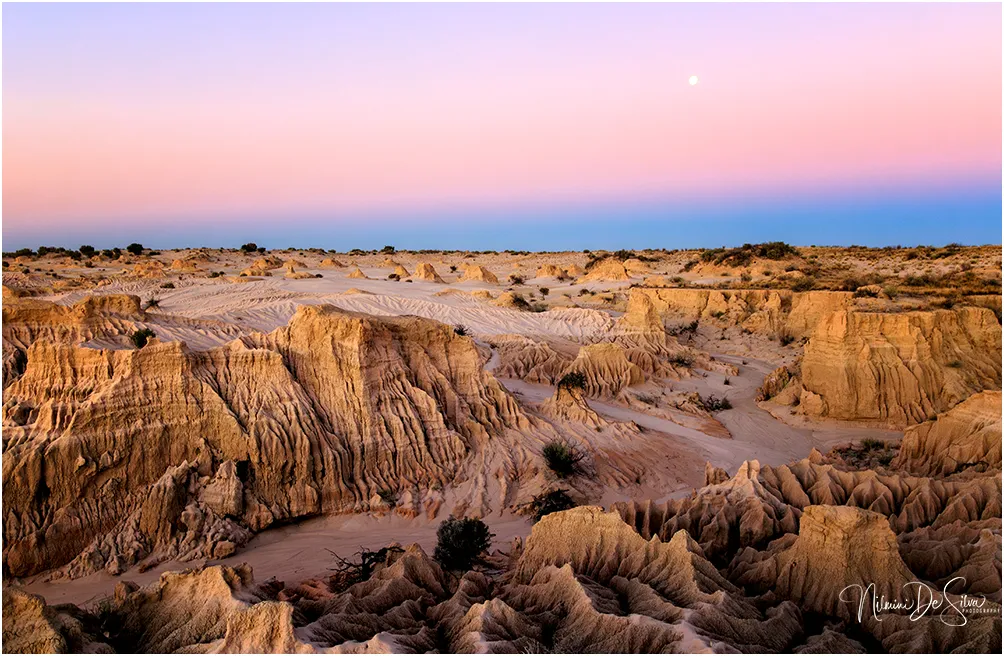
[3,1,1001,652]
[2,242,1001,652]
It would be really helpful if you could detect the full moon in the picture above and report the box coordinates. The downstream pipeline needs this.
[689,75,699,86]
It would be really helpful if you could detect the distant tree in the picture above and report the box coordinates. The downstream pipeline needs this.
[126,243,144,255]
[539,287,549,297]
[79,245,96,258]
[381,245,396,254]
[240,242,258,254]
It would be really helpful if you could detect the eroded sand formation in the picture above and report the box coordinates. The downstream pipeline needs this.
[2,245,1001,653]
[2,305,543,578]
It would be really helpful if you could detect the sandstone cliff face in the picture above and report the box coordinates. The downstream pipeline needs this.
[798,308,1001,426]
[892,390,1002,476]
[612,291,734,378]
[2,305,535,578]
[487,292,731,393]
[2,295,146,386]
[730,505,916,620]
[631,287,858,339]
[729,504,1001,652]
[2,588,112,654]
[560,343,644,398]
[615,452,1002,607]
[618,455,1000,557]
[489,335,571,384]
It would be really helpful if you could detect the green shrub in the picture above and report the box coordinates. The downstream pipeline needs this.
[528,489,576,523]
[240,242,258,253]
[454,324,469,337]
[699,242,797,267]
[790,277,816,292]
[539,287,549,297]
[542,440,586,479]
[433,517,494,571]
[160,282,175,289]
[776,328,795,346]
[508,274,525,285]
[79,245,96,258]
[666,320,697,336]
[508,293,530,310]
[126,243,144,255]
[130,328,156,349]
[701,394,732,412]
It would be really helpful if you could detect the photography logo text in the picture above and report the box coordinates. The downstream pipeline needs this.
[840,577,1001,626]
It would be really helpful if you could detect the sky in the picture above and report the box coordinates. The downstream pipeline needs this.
[2,2,1001,251]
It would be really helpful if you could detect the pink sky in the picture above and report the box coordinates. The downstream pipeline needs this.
[2,3,1000,243]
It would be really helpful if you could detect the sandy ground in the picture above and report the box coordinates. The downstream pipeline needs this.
[23,513,533,608]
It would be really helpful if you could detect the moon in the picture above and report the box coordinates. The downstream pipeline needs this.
[689,75,699,86]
